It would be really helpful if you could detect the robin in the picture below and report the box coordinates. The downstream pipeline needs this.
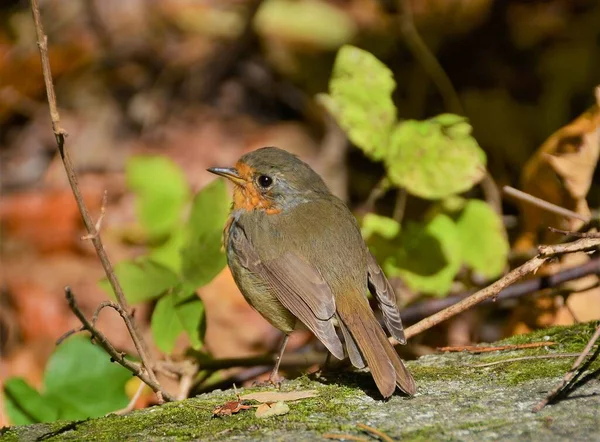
[208,147,416,397]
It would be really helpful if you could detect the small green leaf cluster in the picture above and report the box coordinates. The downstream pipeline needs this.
[100,156,230,353]
[4,337,131,425]
[325,45,508,296]
[3,158,229,426]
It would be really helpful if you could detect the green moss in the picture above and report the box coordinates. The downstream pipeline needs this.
[470,321,600,386]
[0,379,368,441]
[3,322,598,441]
[496,321,598,351]
[409,363,480,383]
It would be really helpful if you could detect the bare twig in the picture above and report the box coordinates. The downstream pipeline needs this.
[357,423,395,442]
[471,353,582,368]
[29,0,165,402]
[533,322,600,412]
[82,190,108,240]
[400,257,600,324]
[55,326,85,345]
[548,227,600,239]
[392,188,407,223]
[112,380,147,416]
[503,186,590,223]
[397,0,462,114]
[480,173,504,218]
[439,342,556,354]
[64,288,174,401]
[403,237,600,340]
[362,177,391,213]
[323,434,369,442]
[92,300,129,328]
[186,349,327,371]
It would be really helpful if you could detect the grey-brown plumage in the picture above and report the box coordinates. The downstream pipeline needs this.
[210,146,416,397]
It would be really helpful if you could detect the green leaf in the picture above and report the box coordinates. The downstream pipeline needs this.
[43,336,130,421]
[149,230,185,274]
[386,117,487,199]
[175,293,206,350]
[3,378,58,425]
[181,179,230,288]
[391,214,462,296]
[151,288,205,353]
[456,199,508,278]
[361,213,400,241]
[99,258,179,304]
[126,156,190,238]
[320,45,396,160]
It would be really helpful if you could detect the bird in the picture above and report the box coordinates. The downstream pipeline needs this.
[208,146,416,397]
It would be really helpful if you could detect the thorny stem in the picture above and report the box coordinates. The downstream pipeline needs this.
[29,0,166,402]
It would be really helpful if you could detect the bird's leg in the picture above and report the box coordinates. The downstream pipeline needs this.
[268,333,290,387]
[315,351,332,379]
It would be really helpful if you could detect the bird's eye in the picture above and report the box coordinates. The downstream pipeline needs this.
[257,175,273,188]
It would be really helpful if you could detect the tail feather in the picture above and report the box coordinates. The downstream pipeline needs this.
[337,293,416,397]
[339,320,365,369]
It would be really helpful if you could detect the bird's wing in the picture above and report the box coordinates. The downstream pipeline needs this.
[366,252,407,344]
[230,225,345,359]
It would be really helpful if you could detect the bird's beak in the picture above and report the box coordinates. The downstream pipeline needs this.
[207,167,246,186]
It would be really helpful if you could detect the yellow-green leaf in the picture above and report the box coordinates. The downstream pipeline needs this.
[321,45,396,161]
[456,200,508,278]
[126,156,190,238]
[181,179,230,288]
[386,117,486,199]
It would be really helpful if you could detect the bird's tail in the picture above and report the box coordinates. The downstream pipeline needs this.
[336,293,416,398]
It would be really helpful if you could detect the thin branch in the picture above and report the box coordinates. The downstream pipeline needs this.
[362,177,391,213]
[357,423,395,442]
[503,186,590,223]
[401,257,600,324]
[187,349,327,371]
[112,380,146,416]
[55,326,85,345]
[64,288,174,401]
[82,190,108,240]
[92,300,129,328]
[323,434,369,442]
[438,341,556,354]
[548,227,600,239]
[533,322,600,412]
[480,173,504,219]
[29,0,164,402]
[471,353,582,368]
[392,188,407,223]
[403,237,600,340]
[397,0,462,114]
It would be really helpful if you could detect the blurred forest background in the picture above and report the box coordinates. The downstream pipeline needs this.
[1,0,600,426]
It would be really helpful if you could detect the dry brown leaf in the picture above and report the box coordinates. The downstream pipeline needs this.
[241,389,319,403]
[516,100,599,249]
[212,400,252,417]
[255,401,290,418]
[509,88,600,334]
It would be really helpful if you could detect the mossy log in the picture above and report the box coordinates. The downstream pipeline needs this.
[2,322,599,441]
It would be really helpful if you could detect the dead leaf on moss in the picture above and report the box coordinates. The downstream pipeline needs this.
[240,389,319,403]
[212,400,252,417]
[255,401,290,418]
